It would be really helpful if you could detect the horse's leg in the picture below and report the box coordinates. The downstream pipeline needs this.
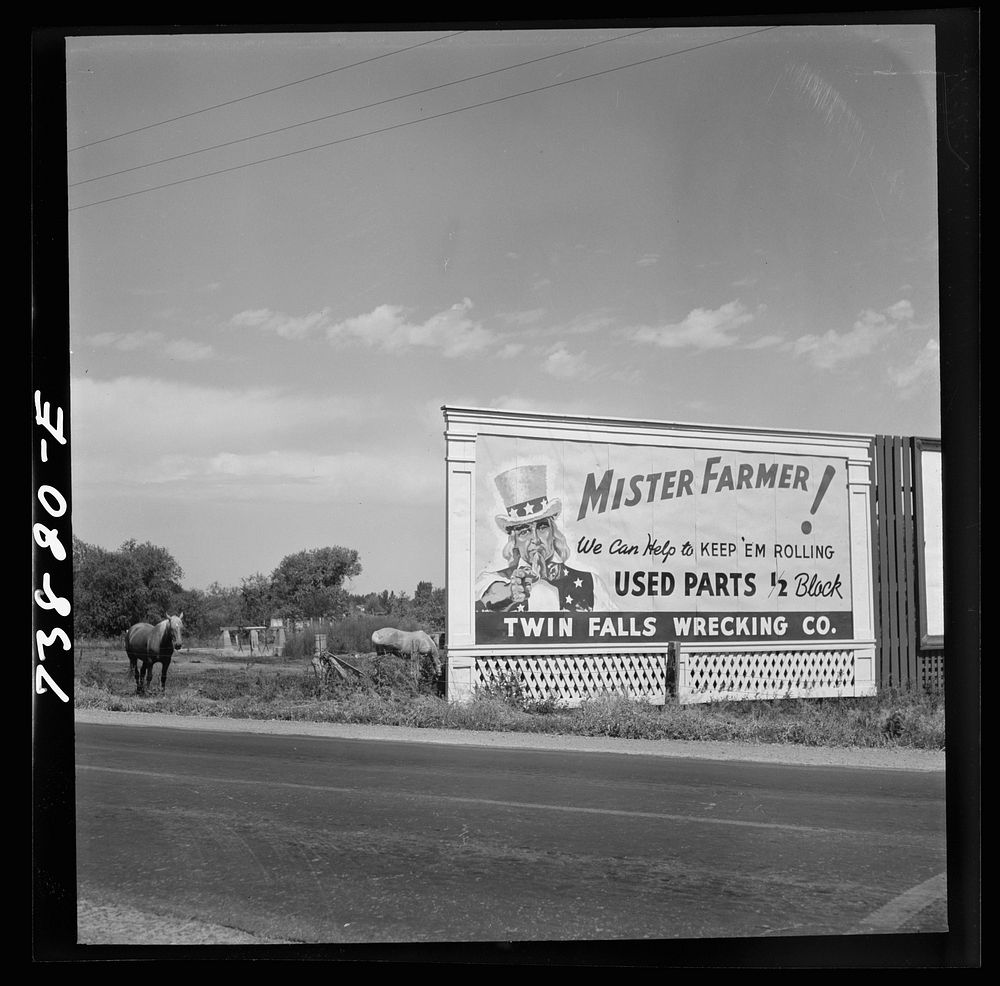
[144,660,153,694]
[160,655,171,692]
[129,656,142,694]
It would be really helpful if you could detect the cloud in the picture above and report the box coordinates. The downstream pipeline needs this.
[888,339,940,396]
[496,308,545,327]
[231,307,331,340]
[637,253,660,268]
[497,342,527,359]
[486,393,597,417]
[732,275,758,288]
[326,298,494,357]
[146,449,441,504]
[744,334,784,350]
[526,310,617,340]
[126,287,169,297]
[232,299,495,357]
[886,299,915,321]
[89,330,164,351]
[543,345,595,380]
[626,301,755,350]
[164,339,216,361]
[564,311,617,336]
[71,375,365,458]
[86,330,215,360]
[69,376,431,504]
[792,300,917,369]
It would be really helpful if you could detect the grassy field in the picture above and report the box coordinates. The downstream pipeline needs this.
[74,638,946,750]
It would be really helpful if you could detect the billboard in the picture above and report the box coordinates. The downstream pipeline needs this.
[473,434,853,647]
[916,440,944,647]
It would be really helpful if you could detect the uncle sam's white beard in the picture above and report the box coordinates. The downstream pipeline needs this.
[521,542,551,580]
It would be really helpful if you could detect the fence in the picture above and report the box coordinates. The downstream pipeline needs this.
[475,651,673,706]
[872,435,944,692]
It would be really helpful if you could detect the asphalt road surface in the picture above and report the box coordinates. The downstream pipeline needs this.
[74,715,948,947]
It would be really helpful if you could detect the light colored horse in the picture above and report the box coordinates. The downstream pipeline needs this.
[124,614,184,694]
[371,627,441,673]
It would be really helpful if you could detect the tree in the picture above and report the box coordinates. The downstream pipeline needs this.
[73,538,143,637]
[201,582,243,631]
[411,581,446,629]
[239,573,274,627]
[268,546,361,621]
[119,539,184,622]
[72,537,185,637]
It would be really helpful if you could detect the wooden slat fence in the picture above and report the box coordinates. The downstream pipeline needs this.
[872,435,943,692]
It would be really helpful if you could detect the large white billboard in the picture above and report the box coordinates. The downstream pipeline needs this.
[473,434,854,647]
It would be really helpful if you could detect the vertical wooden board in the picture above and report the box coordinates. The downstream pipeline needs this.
[884,435,897,687]
[891,436,908,689]
[873,437,883,684]
[885,436,900,687]
[900,437,918,688]
[869,438,882,684]
[901,441,915,685]
[873,438,883,683]
[876,436,893,687]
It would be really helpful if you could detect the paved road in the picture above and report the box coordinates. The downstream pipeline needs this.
[75,717,947,945]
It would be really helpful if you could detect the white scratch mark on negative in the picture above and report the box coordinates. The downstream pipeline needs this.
[855,871,948,933]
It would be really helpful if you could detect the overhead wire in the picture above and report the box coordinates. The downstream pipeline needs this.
[67,31,467,151]
[69,27,779,213]
[70,28,655,188]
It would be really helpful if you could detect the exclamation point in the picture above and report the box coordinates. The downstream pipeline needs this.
[801,465,836,534]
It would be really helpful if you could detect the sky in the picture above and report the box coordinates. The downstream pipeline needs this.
[63,22,943,597]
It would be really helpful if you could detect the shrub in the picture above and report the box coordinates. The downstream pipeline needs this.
[77,659,113,691]
[476,668,525,708]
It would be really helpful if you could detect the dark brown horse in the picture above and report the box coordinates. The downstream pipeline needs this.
[124,614,184,694]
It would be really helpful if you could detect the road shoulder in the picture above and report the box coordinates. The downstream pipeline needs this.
[73,709,945,771]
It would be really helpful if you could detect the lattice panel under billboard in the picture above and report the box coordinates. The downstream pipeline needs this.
[919,653,945,694]
[678,649,858,704]
[476,654,669,706]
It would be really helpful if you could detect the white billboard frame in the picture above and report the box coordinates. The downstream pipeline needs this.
[444,406,877,704]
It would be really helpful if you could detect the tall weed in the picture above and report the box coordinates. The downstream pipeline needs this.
[72,641,946,749]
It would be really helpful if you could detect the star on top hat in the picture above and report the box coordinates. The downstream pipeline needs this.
[494,465,562,530]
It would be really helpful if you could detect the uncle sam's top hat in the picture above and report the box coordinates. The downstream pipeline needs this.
[494,465,562,531]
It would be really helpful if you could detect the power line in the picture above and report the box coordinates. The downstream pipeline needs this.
[67,31,467,151]
[69,27,778,213]
[71,28,655,188]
